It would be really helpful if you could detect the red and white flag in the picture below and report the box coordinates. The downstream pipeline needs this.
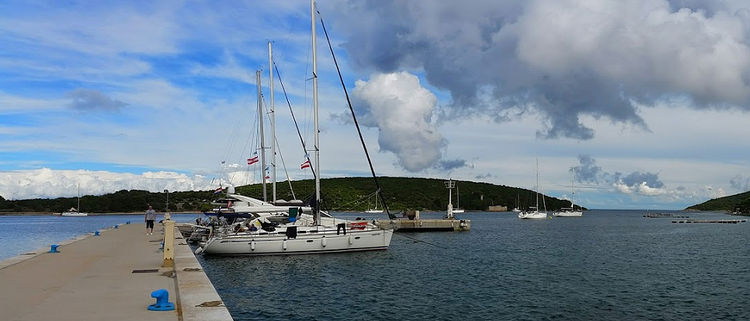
[247,156,259,165]
[300,159,311,169]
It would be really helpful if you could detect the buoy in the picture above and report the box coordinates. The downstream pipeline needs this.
[282,240,287,250]
[94,231,100,236]
[194,247,204,255]
[321,237,327,247]
[114,225,118,229]
[49,244,60,253]
[250,241,256,251]
[147,289,175,311]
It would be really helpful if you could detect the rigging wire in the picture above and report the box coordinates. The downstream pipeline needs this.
[316,7,396,219]
[274,62,316,179]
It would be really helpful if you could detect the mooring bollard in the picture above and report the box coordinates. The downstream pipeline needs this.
[49,244,60,253]
[147,288,175,311]
[162,219,175,267]
[94,231,100,236]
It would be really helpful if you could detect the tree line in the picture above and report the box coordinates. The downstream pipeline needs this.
[0,177,582,214]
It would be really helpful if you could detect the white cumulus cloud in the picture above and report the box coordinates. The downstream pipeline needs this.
[352,72,444,172]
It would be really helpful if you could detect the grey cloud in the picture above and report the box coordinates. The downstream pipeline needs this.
[434,159,467,171]
[616,171,665,189]
[327,0,750,140]
[570,155,603,183]
[570,154,666,195]
[67,88,126,111]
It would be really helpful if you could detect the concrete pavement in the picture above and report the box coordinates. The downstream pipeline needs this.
[0,221,232,321]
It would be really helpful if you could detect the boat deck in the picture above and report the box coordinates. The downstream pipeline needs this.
[0,221,232,321]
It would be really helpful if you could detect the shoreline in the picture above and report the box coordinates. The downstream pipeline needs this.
[0,211,203,216]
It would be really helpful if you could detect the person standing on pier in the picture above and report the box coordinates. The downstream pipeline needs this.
[145,205,157,235]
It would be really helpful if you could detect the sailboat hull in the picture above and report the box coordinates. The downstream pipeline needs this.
[61,212,88,217]
[518,211,547,219]
[200,228,393,256]
[552,211,583,217]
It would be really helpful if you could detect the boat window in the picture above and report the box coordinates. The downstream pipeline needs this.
[306,240,314,243]
[259,232,268,235]
[298,231,306,234]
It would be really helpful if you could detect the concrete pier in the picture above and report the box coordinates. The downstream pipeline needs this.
[376,218,471,232]
[671,219,747,224]
[0,221,232,321]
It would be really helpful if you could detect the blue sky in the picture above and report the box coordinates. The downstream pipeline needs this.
[1,0,749,210]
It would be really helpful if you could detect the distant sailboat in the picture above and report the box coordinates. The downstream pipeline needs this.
[365,190,384,214]
[518,159,547,219]
[453,185,465,213]
[553,177,583,217]
[61,184,88,217]
[512,193,521,212]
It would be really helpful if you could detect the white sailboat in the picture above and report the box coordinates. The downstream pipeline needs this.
[61,184,88,217]
[512,193,521,213]
[518,159,547,219]
[552,177,583,217]
[453,185,465,213]
[197,1,393,255]
[365,191,383,214]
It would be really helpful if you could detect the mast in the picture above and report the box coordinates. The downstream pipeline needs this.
[257,70,267,201]
[535,158,539,211]
[311,0,320,224]
[269,41,277,203]
[456,185,460,208]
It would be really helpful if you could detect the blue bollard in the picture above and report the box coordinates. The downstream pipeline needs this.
[49,244,60,253]
[94,231,100,236]
[148,289,175,311]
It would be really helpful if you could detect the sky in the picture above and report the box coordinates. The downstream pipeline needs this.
[1,0,749,210]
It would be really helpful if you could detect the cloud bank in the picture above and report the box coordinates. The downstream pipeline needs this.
[0,168,252,200]
[570,155,667,196]
[330,0,750,139]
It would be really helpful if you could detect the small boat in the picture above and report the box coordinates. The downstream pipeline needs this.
[518,206,546,219]
[61,185,88,217]
[512,193,521,212]
[452,185,465,213]
[365,191,383,214]
[61,207,87,217]
[552,177,582,217]
[519,159,547,219]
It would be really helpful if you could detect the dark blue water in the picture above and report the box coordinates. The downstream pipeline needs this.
[0,214,200,260]
[196,210,750,321]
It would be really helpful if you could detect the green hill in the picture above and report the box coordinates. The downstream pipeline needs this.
[0,177,581,214]
[686,190,750,213]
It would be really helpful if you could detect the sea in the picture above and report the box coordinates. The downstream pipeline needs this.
[2,210,749,320]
